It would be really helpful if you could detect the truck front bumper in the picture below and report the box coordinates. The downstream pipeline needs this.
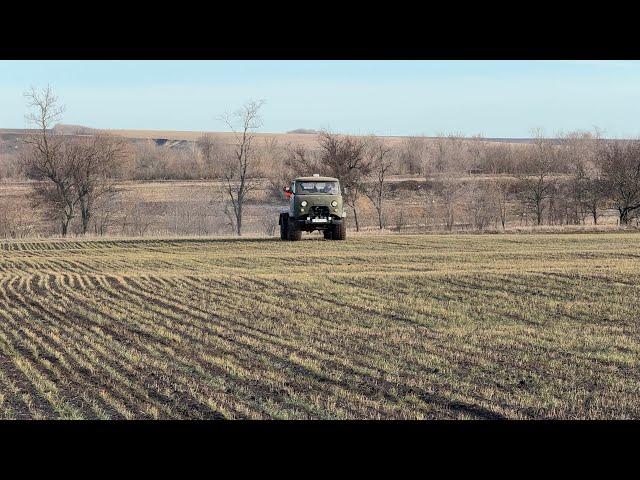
[296,217,343,226]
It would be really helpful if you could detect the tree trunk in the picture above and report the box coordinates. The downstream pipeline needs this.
[445,205,454,231]
[536,204,543,225]
[236,203,243,236]
[352,206,359,232]
[620,208,629,225]
[81,206,90,235]
[377,207,383,229]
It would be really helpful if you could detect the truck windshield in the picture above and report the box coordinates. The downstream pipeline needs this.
[296,181,340,195]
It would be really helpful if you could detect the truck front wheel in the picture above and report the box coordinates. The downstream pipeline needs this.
[288,219,302,241]
[332,222,346,240]
[279,213,288,240]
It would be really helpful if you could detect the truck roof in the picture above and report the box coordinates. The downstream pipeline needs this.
[295,176,339,182]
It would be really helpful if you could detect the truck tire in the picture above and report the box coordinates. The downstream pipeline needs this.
[333,222,346,240]
[288,219,302,241]
[279,213,288,240]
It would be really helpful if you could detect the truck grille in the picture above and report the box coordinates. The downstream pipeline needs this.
[310,206,330,217]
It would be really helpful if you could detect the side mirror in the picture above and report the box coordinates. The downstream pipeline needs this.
[343,187,349,195]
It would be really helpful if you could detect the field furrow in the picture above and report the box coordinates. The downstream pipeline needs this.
[0,233,639,419]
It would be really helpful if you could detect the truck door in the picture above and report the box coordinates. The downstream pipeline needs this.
[289,182,295,213]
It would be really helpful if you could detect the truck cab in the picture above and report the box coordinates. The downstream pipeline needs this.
[279,174,347,240]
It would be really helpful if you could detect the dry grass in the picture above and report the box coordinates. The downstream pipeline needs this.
[0,233,639,419]
[2,177,625,238]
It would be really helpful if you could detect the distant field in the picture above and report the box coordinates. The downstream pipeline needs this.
[0,127,408,149]
[1,127,530,149]
[105,129,346,148]
[0,233,639,419]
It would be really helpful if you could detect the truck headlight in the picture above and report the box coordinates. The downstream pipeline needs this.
[331,201,338,207]
[301,201,308,207]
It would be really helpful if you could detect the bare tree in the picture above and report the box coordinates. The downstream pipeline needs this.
[430,135,449,173]
[22,87,128,236]
[317,131,370,231]
[265,141,330,209]
[363,137,393,229]
[26,142,86,236]
[490,177,511,230]
[21,87,84,235]
[422,185,438,231]
[599,139,640,224]
[434,179,461,231]
[24,86,65,137]
[395,210,405,232]
[196,133,227,178]
[0,197,36,238]
[196,134,215,168]
[132,142,168,180]
[577,131,608,225]
[219,99,265,236]
[545,182,562,225]
[91,190,120,235]
[121,197,154,237]
[518,130,557,226]
[427,134,470,231]
[73,135,127,234]
[467,134,488,173]
[21,86,79,235]
[483,142,519,174]
[582,174,607,225]
[260,210,279,236]
[467,182,494,230]
[557,129,605,225]
[267,143,309,201]
[397,136,429,174]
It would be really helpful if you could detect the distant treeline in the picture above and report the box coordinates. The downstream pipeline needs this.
[1,88,639,237]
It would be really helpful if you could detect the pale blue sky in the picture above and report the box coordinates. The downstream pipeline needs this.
[0,60,639,137]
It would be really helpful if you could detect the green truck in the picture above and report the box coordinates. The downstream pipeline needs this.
[279,174,347,241]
